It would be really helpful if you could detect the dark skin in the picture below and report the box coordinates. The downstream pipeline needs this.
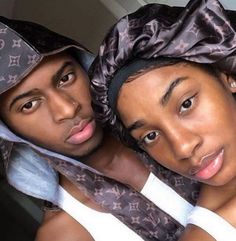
[36,133,148,241]
[117,62,236,240]
[1,53,233,241]
[0,52,149,241]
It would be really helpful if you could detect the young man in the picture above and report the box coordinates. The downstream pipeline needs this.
[0,16,199,241]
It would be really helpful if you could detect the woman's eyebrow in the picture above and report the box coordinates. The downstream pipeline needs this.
[161,76,188,106]
[127,77,188,132]
[127,120,145,133]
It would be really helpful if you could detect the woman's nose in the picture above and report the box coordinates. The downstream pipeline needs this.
[49,92,80,122]
[166,125,202,161]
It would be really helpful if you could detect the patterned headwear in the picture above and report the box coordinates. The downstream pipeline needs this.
[0,16,93,172]
[89,1,236,238]
[0,16,200,241]
[90,0,236,135]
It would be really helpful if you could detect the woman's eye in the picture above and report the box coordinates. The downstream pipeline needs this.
[179,96,194,113]
[21,100,39,113]
[58,72,75,87]
[142,131,159,145]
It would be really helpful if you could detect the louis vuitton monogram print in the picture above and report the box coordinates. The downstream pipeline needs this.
[90,0,236,130]
[0,22,41,95]
[0,5,203,241]
[47,156,186,241]
[0,138,12,171]
[89,0,236,238]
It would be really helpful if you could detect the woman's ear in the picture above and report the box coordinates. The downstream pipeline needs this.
[221,73,236,93]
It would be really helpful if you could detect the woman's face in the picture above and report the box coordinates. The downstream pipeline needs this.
[117,63,236,186]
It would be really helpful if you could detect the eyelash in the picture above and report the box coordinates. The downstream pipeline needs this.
[179,93,197,114]
[137,94,198,147]
[138,130,160,148]
[58,72,76,87]
[19,99,41,113]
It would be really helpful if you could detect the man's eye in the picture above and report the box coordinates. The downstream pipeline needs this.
[142,131,159,145]
[58,72,75,87]
[179,96,194,113]
[21,100,39,113]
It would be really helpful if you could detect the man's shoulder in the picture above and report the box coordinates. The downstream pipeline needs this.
[35,210,94,241]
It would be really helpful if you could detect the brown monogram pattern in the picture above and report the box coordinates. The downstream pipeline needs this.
[0,11,202,241]
[46,155,188,240]
[90,0,236,128]
[0,21,41,94]
[89,0,236,238]
[0,16,91,95]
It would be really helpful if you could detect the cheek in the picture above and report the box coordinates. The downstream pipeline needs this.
[144,141,174,166]
[146,145,188,175]
[7,109,55,142]
[201,96,235,133]
[72,83,92,106]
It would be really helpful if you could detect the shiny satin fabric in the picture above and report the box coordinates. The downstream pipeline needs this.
[90,0,236,128]
[0,15,200,240]
[90,0,236,238]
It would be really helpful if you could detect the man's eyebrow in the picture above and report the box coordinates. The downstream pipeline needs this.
[161,76,188,106]
[9,61,75,110]
[52,61,75,84]
[127,120,145,133]
[9,89,38,110]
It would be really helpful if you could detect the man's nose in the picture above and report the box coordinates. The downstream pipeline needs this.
[49,91,79,122]
[166,125,202,161]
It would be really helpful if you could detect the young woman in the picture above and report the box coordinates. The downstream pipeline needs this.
[90,0,236,240]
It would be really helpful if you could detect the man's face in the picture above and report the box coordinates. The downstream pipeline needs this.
[0,52,103,158]
[117,63,236,186]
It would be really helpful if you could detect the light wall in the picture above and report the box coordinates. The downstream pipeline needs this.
[11,0,117,53]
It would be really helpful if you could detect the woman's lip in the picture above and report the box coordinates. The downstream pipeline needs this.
[192,149,224,180]
[66,120,96,145]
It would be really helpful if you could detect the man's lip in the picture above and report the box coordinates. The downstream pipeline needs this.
[66,119,95,145]
[67,119,90,138]
[190,149,224,180]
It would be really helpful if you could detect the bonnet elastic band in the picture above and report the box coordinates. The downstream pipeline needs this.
[91,0,236,126]
[108,58,159,110]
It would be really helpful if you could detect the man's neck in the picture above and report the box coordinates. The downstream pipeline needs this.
[80,133,149,191]
[80,133,120,170]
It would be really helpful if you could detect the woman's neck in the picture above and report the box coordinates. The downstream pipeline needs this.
[198,177,236,211]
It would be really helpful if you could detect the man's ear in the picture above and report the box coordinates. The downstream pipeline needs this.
[220,73,236,93]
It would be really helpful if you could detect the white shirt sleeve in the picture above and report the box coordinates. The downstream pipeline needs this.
[187,205,236,241]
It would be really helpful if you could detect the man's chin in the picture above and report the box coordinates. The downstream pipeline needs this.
[80,144,103,162]
[69,133,104,162]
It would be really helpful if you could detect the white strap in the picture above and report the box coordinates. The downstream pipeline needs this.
[141,172,193,226]
[187,206,236,241]
[56,186,144,241]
